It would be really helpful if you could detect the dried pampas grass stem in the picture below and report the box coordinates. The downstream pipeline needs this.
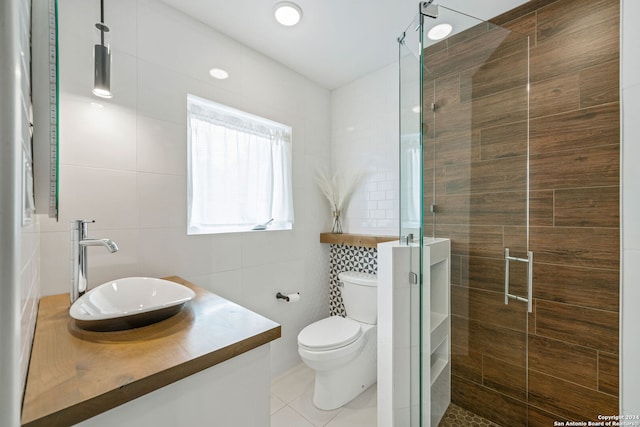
[315,169,365,233]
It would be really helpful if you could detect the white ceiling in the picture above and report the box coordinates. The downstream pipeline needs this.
[160,0,531,90]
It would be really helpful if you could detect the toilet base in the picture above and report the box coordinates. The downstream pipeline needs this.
[311,328,377,410]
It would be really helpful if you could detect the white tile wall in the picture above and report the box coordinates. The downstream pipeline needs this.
[18,0,39,399]
[40,0,331,377]
[136,116,186,175]
[1,6,37,409]
[61,95,138,171]
[20,218,40,394]
[622,0,640,416]
[331,64,399,236]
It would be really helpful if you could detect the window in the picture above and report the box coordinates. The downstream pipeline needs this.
[187,94,294,234]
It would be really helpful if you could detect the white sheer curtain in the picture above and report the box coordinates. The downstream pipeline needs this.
[187,95,294,234]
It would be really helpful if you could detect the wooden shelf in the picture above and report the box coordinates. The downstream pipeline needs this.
[21,276,281,427]
[320,233,397,248]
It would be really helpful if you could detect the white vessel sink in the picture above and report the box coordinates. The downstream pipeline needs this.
[70,277,196,331]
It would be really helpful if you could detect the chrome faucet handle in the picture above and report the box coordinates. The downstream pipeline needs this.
[71,219,95,229]
[71,219,96,238]
[80,220,95,235]
[79,219,96,229]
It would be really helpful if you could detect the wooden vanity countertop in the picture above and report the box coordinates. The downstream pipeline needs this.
[21,276,281,427]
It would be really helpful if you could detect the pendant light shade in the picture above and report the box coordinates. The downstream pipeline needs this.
[93,44,111,98]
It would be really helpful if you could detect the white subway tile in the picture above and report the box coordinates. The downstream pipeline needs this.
[370,191,386,201]
[378,200,394,211]
[376,219,396,233]
[377,180,394,192]
[366,181,378,192]
[374,210,387,219]
[371,172,386,182]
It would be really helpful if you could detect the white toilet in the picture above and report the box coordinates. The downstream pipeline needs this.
[297,271,377,410]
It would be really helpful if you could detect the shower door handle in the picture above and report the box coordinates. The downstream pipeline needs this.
[504,248,533,313]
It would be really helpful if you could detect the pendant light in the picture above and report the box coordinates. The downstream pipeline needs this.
[92,0,112,98]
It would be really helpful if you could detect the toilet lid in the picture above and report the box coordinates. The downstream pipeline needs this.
[298,316,362,351]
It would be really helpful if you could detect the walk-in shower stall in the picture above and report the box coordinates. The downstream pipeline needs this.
[399,2,531,425]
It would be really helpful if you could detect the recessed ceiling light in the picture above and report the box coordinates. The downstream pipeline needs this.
[427,23,453,41]
[209,68,229,79]
[274,2,302,27]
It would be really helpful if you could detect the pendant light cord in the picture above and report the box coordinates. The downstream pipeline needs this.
[99,0,105,45]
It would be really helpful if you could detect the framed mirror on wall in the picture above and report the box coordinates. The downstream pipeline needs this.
[32,0,59,221]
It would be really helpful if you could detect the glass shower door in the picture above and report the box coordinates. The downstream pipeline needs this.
[399,13,423,427]
[422,6,531,426]
[399,14,423,245]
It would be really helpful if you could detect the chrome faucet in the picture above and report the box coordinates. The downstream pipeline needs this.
[70,220,119,304]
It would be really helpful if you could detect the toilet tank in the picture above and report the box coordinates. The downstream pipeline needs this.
[338,271,377,325]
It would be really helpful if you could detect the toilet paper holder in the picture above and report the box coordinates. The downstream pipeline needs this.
[276,292,299,302]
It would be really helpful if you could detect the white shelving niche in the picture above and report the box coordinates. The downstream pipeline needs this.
[422,238,451,426]
[377,237,451,426]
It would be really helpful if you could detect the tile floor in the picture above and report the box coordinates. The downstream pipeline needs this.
[271,363,377,427]
[439,404,500,427]
[271,364,498,427]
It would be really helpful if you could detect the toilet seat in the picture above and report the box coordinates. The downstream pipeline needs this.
[298,316,362,351]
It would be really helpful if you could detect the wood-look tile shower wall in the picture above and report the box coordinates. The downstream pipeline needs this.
[423,0,620,424]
